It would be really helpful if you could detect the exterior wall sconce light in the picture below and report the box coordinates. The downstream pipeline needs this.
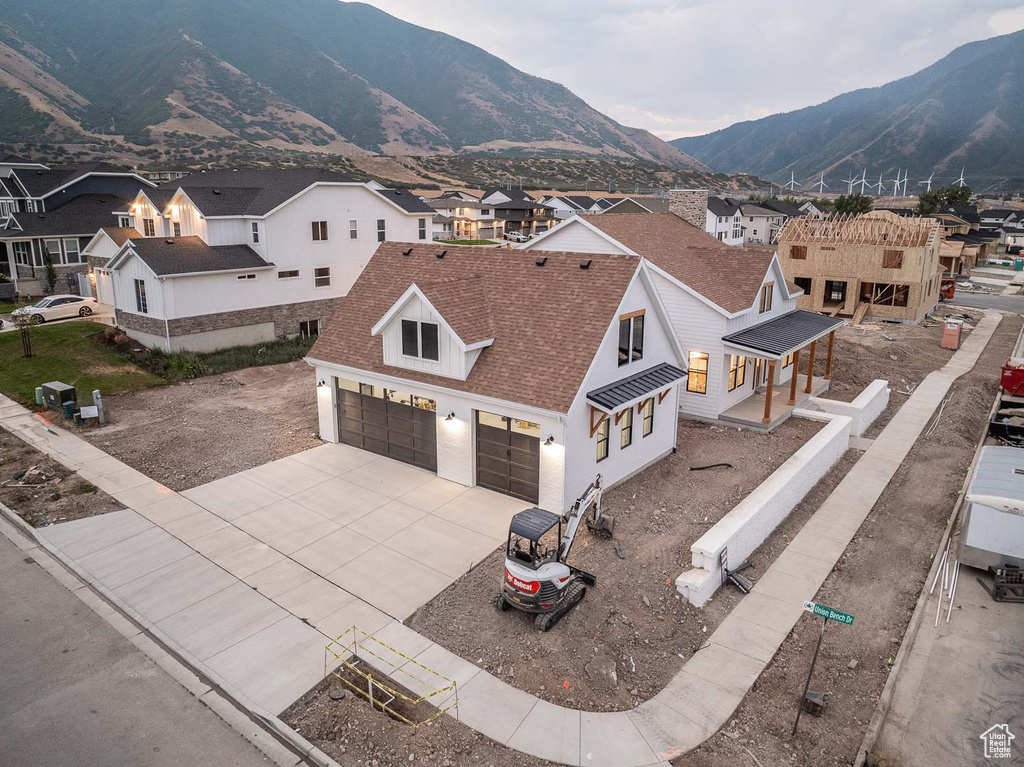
[445,411,456,421]
[544,435,555,446]
[317,380,327,387]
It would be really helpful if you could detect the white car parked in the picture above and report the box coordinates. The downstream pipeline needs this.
[12,294,98,324]
[504,231,529,243]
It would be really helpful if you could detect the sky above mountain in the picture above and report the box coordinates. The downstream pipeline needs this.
[360,0,1024,139]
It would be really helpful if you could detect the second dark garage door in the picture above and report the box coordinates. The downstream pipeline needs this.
[476,411,541,504]
[337,384,437,472]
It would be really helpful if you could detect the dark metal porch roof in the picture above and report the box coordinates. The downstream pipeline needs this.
[722,310,843,357]
[587,362,686,411]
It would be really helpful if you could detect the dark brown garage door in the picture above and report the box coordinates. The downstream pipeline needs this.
[476,411,540,503]
[337,384,437,472]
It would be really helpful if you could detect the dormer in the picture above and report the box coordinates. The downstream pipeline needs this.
[370,277,495,381]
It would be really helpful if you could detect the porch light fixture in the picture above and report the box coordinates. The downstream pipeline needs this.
[446,411,456,421]
[317,380,327,388]
[544,435,555,446]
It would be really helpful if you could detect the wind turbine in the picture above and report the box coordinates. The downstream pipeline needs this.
[890,169,902,197]
[919,172,935,193]
[858,169,871,195]
[783,170,801,191]
[876,172,885,197]
[815,172,828,194]
[901,170,910,197]
[840,171,857,195]
[955,167,968,188]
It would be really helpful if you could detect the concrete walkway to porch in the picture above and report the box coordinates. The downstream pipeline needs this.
[0,309,1002,767]
[719,375,829,430]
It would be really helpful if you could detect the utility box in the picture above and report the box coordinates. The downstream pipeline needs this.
[41,381,76,410]
[941,319,963,351]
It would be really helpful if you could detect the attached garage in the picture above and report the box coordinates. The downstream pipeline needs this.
[336,379,437,472]
[475,411,541,503]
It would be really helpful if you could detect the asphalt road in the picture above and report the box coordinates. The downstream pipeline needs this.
[949,294,1024,314]
[0,530,273,767]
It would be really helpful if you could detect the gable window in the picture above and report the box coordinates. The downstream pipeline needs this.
[377,219,386,242]
[299,319,321,338]
[401,319,440,361]
[312,221,328,241]
[686,351,709,394]
[728,355,746,391]
[143,218,155,237]
[759,283,774,314]
[595,417,609,462]
[134,279,148,314]
[619,407,633,449]
[641,398,654,437]
[791,245,807,260]
[314,267,331,288]
[251,222,259,243]
[481,208,490,216]
[25,200,35,213]
[349,219,358,240]
[883,249,904,269]
[117,215,131,227]
[12,241,30,266]
[63,238,81,264]
[172,222,181,238]
[418,218,427,240]
[236,273,257,281]
[617,311,645,366]
[277,269,299,279]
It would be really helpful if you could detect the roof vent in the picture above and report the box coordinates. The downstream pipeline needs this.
[165,239,175,245]
[212,189,221,195]
[535,256,547,267]
[402,247,413,256]
[436,250,447,259]
[579,259,592,270]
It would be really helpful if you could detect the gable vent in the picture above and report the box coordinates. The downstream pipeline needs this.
[535,256,547,267]
[402,247,413,256]
[579,259,592,270]
[436,250,447,259]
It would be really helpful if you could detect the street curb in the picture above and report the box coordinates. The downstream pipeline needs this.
[851,320,1017,767]
[0,502,343,767]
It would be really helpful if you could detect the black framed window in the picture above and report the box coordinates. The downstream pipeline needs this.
[377,219,386,242]
[620,407,633,449]
[641,399,654,437]
[759,283,774,313]
[418,218,427,240]
[401,320,440,361]
[420,322,439,361]
[251,222,259,243]
[728,355,746,391]
[618,312,645,366]
[596,417,609,462]
[687,351,709,394]
[134,279,148,314]
[401,320,419,357]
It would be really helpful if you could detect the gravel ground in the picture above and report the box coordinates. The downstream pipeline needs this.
[81,360,320,491]
[0,427,122,526]
[407,417,824,712]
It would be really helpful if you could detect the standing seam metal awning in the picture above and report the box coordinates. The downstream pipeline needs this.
[722,310,844,359]
[587,363,687,411]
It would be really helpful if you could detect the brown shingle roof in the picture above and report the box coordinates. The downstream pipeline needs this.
[584,213,774,313]
[310,242,642,413]
[100,226,141,246]
[417,276,494,345]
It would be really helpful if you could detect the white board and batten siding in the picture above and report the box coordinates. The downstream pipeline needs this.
[380,293,472,380]
[110,254,166,318]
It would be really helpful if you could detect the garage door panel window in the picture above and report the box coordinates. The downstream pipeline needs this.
[476,411,540,503]
[336,385,437,471]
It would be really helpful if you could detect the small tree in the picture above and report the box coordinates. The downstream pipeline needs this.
[41,249,58,294]
[12,310,33,358]
[833,193,873,216]
[917,190,941,216]
[942,185,973,205]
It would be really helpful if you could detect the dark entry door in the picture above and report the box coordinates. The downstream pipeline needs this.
[476,411,541,503]
[337,386,437,472]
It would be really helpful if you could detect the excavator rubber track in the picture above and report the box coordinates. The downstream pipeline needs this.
[534,580,586,632]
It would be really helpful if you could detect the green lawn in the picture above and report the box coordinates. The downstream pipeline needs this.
[0,299,30,314]
[0,322,165,406]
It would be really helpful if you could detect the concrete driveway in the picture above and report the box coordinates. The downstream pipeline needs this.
[0,304,114,333]
[33,441,527,715]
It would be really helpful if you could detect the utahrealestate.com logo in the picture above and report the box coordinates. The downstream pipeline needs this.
[980,724,1015,759]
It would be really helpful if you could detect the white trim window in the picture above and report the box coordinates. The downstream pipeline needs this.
[117,215,132,227]
[314,266,331,288]
[277,269,299,280]
[349,219,358,240]
[299,319,321,338]
[63,238,81,264]
[312,221,328,242]
[377,218,386,243]
[418,218,427,240]
[251,222,260,244]
[143,218,155,237]
[134,279,148,314]
[172,222,181,237]
[12,241,31,266]
[400,319,439,361]
[43,239,62,264]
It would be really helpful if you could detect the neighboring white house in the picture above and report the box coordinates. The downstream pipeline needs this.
[522,197,843,429]
[307,242,687,512]
[739,203,787,245]
[706,196,743,245]
[86,169,435,352]
[540,195,603,220]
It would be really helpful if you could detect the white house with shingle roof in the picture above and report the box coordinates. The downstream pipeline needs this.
[307,242,688,512]
[90,169,436,352]
[522,207,843,429]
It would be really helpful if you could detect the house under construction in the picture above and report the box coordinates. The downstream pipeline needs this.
[777,211,943,323]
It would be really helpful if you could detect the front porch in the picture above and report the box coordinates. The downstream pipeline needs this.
[720,374,830,430]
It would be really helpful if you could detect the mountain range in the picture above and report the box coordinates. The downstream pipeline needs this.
[0,0,700,169]
[671,29,1024,190]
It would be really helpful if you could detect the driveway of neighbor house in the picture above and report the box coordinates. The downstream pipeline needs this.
[0,304,114,333]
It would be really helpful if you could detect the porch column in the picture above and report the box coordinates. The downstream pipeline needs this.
[762,361,777,424]
[805,340,817,394]
[788,348,801,405]
[824,331,835,380]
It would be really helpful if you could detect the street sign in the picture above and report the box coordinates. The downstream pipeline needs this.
[803,600,854,625]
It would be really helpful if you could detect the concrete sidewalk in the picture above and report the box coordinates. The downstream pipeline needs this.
[0,309,1002,767]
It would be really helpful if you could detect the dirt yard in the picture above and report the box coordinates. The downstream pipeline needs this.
[81,361,320,491]
[0,428,122,527]
[407,417,824,712]
[675,312,1023,767]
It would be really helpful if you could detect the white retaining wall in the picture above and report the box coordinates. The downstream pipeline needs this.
[676,411,852,607]
[807,379,889,437]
